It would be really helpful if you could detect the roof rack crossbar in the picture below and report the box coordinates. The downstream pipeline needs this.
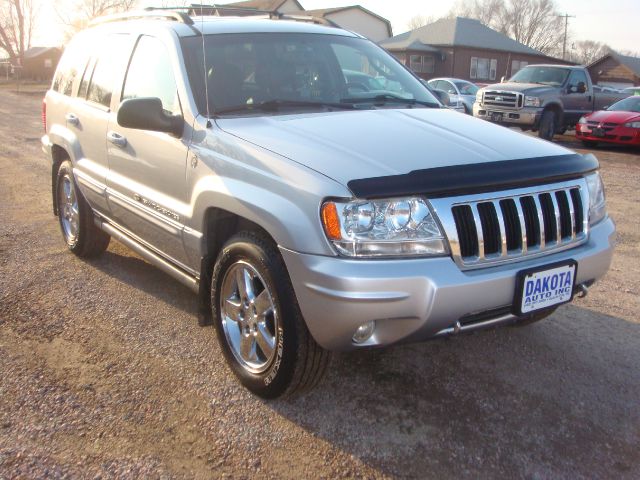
[89,9,194,27]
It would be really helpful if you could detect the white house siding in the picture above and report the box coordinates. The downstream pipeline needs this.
[325,9,390,42]
[279,0,303,12]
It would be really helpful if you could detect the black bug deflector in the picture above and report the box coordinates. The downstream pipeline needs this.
[347,154,599,199]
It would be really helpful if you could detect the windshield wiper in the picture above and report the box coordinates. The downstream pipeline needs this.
[341,94,440,108]
[214,99,356,115]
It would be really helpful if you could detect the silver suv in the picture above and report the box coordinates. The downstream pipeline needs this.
[42,10,615,398]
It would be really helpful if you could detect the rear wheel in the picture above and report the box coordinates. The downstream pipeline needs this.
[538,110,557,141]
[56,160,110,257]
[211,231,330,398]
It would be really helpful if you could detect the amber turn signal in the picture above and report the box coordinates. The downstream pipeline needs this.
[321,202,342,240]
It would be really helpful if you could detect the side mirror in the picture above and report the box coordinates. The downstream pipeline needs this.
[117,97,183,137]
[602,105,609,110]
[432,89,451,106]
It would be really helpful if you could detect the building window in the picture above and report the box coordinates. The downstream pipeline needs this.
[410,54,435,73]
[511,60,528,76]
[470,57,497,80]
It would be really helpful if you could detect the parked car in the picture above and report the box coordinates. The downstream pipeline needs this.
[42,10,615,398]
[622,86,640,96]
[576,95,640,147]
[420,79,465,113]
[473,64,629,140]
[427,78,479,114]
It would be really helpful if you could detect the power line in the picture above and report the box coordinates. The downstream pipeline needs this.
[557,13,576,61]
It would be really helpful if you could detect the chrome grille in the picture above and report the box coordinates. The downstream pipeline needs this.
[430,180,589,269]
[482,90,522,110]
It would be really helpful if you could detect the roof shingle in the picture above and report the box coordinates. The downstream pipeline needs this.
[380,17,544,56]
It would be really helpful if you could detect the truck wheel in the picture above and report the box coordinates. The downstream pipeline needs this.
[581,140,599,148]
[211,231,330,399]
[538,110,557,141]
[56,160,110,257]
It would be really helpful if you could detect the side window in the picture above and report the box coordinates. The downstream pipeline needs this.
[86,34,130,108]
[78,57,96,99]
[442,81,456,95]
[122,36,179,113]
[568,70,588,91]
[52,36,88,96]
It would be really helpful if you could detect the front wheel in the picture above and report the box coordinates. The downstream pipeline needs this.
[538,110,557,141]
[56,160,110,257]
[211,231,330,398]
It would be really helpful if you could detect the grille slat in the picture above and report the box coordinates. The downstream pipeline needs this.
[446,184,588,267]
[482,90,521,110]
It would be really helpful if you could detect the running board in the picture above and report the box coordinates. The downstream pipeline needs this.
[97,219,199,293]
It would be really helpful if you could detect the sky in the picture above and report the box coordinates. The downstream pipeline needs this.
[34,0,640,55]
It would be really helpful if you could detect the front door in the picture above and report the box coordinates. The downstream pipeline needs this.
[106,35,192,269]
[564,70,592,125]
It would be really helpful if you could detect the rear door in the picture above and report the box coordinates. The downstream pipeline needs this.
[65,33,132,214]
[105,34,191,268]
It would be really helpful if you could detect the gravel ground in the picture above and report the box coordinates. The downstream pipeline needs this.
[1,90,639,479]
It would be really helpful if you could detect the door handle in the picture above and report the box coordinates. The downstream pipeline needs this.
[107,131,127,148]
[65,113,79,126]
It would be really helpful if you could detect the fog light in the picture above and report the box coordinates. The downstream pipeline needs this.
[352,321,376,344]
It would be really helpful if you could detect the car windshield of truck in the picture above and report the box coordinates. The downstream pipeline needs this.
[454,80,478,95]
[181,32,439,116]
[509,66,570,86]
[607,96,640,112]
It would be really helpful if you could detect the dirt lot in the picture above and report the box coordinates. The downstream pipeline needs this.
[0,90,639,479]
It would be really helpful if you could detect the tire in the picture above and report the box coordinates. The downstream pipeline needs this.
[538,110,557,141]
[211,231,330,399]
[56,160,110,258]
[581,140,599,148]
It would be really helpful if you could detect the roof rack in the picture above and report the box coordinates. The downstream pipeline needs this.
[88,9,194,27]
[88,5,339,29]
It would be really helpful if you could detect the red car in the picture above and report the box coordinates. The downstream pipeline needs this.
[576,95,640,147]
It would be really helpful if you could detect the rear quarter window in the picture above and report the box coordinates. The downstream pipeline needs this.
[52,34,90,96]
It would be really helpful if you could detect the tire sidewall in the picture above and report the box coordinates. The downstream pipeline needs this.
[211,235,299,398]
[539,111,556,141]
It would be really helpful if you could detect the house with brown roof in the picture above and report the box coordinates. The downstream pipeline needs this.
[588,52,640,89]
[379,17,564,83]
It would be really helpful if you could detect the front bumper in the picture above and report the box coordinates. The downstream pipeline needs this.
[281,217,615,350]
[473,103,541,128]
[576,124,640,145]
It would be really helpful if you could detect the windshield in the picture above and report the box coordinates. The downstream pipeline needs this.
[454,80,478,95]
[509,66,570,86]
[181,33,438,115]
[607,96,640,112]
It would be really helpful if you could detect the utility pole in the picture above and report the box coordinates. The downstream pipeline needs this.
[557,13,575,61]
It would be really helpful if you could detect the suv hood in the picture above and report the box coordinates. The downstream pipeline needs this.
[483,82,557,95]
[216,108,571,188]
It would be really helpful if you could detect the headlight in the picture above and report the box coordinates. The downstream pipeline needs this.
[476,90,483,102]
[585,172,606,225]
[578,116,588,124]
[321,197,448,257]
[624,121,640,128]
[524,96,541,107]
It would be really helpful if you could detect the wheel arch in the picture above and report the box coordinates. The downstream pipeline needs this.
[51,144,70,215]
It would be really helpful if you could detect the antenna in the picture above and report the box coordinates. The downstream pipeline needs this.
[200,3,214,127]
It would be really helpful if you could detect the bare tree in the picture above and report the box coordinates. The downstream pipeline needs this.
[450,0,565,56]
[56,0,136,39]
[0,0,39,65]
[568,40,610,65]
[406,14,435,31]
